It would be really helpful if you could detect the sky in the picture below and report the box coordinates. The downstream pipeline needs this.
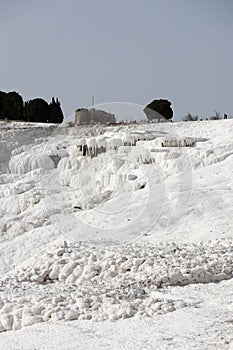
[1,0,233,121]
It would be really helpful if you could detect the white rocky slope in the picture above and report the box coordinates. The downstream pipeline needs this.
[0,120,233,349]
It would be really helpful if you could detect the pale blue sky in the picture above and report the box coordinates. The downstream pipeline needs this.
[1,0,233,120]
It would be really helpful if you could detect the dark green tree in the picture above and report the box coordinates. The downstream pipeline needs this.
[0,91,64,123]
[144,99,173,122]
[0,91,24,120]
[49,97,64,123]
[0,91,7,118]
[24,98,50,123]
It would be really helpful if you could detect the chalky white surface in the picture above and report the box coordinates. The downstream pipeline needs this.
[0,120,233,349]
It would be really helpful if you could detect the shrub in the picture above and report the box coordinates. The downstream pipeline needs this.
[183,113,198,122]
